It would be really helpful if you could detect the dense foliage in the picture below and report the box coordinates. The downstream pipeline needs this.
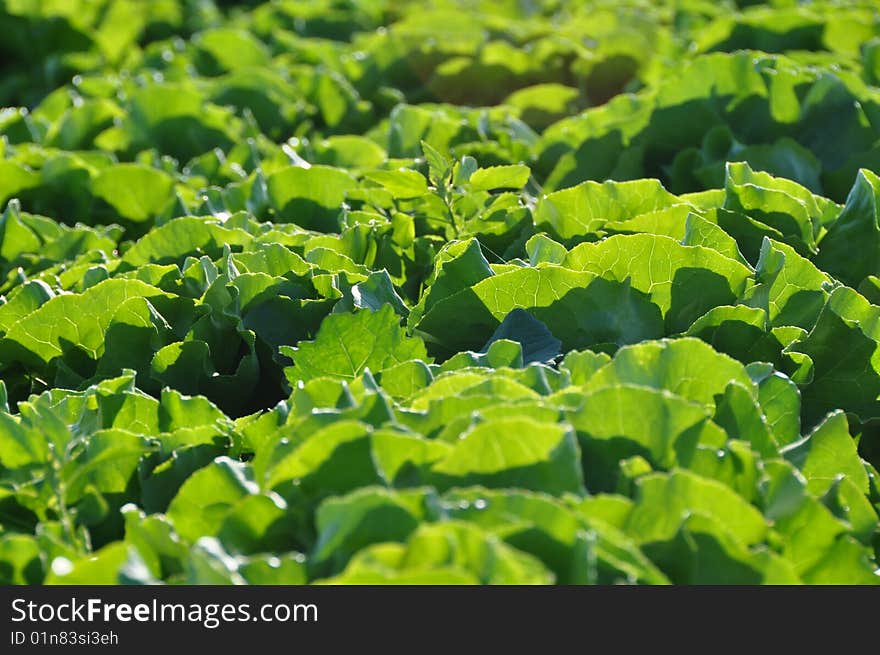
[2,0,880,584]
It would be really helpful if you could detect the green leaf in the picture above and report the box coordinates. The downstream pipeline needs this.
[324,522,554,584]
[748,364,802,447]
[534,179,680,242]
[0,280,55,333]
[0,534,42,584]
[685,305,783,367]
[712,382,778,458]
[371,430,451,485]
[376,360,433,399]
[409,238,494,328]
[267,165,357,232]
[91,164,175,222]
[814,168,880,287]
[314,136,386,169]
[453,156,478,187]
[782,411,869,496]
[122,217,253,267]
[0,278,172,372]
[563,234,753,333]
[216,493,294,556]
[284,305,428,385]
[568,385,717,491]
[332,270,409,317]
[723,161,837,253]
[239,553,308,584]
[45,543,131,585]
[264,421,381,494]
[430,417,584,495]
[742,237,833,329]
[196,28,270,72]
[801,536,880,584]
[785,286,880,426]
[416,265,664,354]
[364,169,429,199]
[183,538,246,584]
[525,233,567,266]
[561,349,611,386]
[166,457,258,543]
[642,513,799,584]
[468,165,530,191]
[584,337,755,408]
[420,140,451,185]
[311,487,431,575]
[482,309,561,364]
[626,470,767,546]
[505,83,581,129]
[0,162,39,206]
[682,212,750,266]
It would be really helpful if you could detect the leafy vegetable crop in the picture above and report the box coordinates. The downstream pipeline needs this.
[2,0,880,585]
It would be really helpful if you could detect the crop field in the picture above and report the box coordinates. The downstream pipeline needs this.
[1,0,880,585]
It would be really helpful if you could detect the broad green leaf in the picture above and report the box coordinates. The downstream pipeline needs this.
[748,364,802,447]
[584,337,755,408]
[264,421,381,493]
[332,270,409,317]
[311,487,431,575]
[682,212,750,266]
[239,553,308,585]
[166,457,258,543]
[782,411,869,496]
[562,234,753,332]
[525,233,567,266]
[196,28,270,72]
[417,265,663,354]
[785,286,880,426]
[376,360,433,399]
[364,169,429,199]
[283,305,428,385]
[216,493,293,556]
[122,506,188,580]
[801,536,880,584]
[315,136,386,169]
[420,140,451,185]
[534,179,680,242]
[712,382,778,458]
[468,165,530,191]
[183,538,246,584]
[684,305,784,367]
[442,487,667,584]
[560,349,611,387]
[409,238,494,328]
[326,522,554,584]
[122,217,253,267]
[482,308,561,364]
[44,543,131,585]
[568,385,716,491]
[642,513,799,584]
[742,237,834,329]
[267,165,357,232]
[0,161,39,206]
[430,417,584,495]
[626,470,767,546]
[0,280,54,333]
[814,168,880,287]
[0,534,42,584]
[505,83,580,129]
[371,430,451,485]
[723,161,838,252]
[91,164,175,222]
[0,278,172,372]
